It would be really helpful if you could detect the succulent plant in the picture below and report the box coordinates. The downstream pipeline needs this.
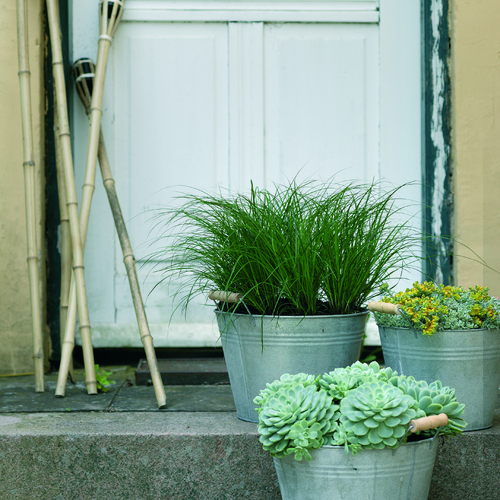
[287,420,324,461]
[319,361,399,401]
[255,383,339,460]
[253,373,319,409]
[374,282,500,335]
[394,376,467,436]
[339,381,417,450]
[255,362,467,461]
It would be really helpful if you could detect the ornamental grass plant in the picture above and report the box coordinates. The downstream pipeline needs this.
[254,361,466,461]
[150,179,420,317]
[374,282,500,335]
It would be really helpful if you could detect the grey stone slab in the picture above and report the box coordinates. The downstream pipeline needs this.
[1,372,499,499]
[1,411,500,500]
[0,383,236,413]
[135,358,230,385]
[429,410,500,500]
[110,385,236,412]
[0,411,256,436]
[0,412,281,500]
[0,366,132,389]
[0,381,118,412]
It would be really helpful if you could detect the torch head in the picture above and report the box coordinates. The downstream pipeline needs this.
[73,58,95,113]
[99,0,124,38]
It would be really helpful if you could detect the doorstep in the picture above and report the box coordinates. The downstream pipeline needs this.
[0,369,499,500]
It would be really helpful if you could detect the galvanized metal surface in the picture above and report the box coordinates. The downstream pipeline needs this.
[215,310,368,422]
[379,326,500,431]
[274,438,439,500]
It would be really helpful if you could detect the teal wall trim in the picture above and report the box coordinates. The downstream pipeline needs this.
[422,0,453,284]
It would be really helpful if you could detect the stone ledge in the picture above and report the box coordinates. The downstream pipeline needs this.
[430,410,500,500]
[0,412,280,500]
[0,410,499,500]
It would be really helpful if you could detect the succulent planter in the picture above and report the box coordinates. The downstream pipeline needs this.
[370,283,500,431]
[274,437,439,500]
[254,362,463,500]
[215,309,368,423]
[378,326,500,431]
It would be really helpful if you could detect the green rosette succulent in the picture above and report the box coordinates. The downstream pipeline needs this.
[255,363,467,461]
[319,361,399,401]
[256,383,339,460]
[395,376,467,435]
[339,381,417,451]
[253,373,319,410]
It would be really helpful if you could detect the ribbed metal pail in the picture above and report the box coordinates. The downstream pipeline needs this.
[274,438,438,500]
[379,326,500,431]
[215,310,368,422]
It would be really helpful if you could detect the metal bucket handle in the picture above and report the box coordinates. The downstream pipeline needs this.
[209,291,243,303]
[368,301,402,315]
[209,290,254,319]
[397,413,449,451]
[409,413,448,432]
[368,301,422,338]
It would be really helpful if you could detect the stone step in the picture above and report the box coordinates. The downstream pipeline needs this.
[135,358,229,386]
[1,369,498,500]
[0,409,499,500]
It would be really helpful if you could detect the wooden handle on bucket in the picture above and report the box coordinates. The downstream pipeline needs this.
[409,413,449,433]
[367,301,402,315]
[208,290,243,303]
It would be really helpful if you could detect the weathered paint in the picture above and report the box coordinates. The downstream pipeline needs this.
[423,0,452,284]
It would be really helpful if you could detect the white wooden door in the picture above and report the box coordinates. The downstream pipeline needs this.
[70,0,421,348]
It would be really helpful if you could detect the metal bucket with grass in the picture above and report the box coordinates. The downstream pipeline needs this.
[214,303,368,423]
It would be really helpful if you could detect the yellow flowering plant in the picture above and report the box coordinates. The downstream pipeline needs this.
[373,282,500,335]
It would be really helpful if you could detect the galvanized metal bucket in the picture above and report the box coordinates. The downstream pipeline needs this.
[379,326,500,431]
[274,437,439,500]
[215,310,368,422]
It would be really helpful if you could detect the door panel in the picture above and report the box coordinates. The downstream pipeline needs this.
[264,23,378,184]
[112,23,229,343]
[113,22,229,262]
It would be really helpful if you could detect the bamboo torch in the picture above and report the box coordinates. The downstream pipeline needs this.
[46,0,97,394]
[73,59,167,409]
[16,0,44,392]
[55,0,124,397]
[53,90,74,383]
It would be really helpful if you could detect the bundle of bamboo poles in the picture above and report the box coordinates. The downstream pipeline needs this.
[46,0,97,394]
[16,0,44,392]
[53,0,124,397]
[17,0,165,407]
[50,0,166,408]
[72,58,166,409]
[55,1,125,399]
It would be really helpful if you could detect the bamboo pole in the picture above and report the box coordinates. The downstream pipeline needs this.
[98,130,166,408]
[46,0,97,394]
[16,0,44,392]
[55,0,124,397]
[53,91,74,382]
[71,59,167,409]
